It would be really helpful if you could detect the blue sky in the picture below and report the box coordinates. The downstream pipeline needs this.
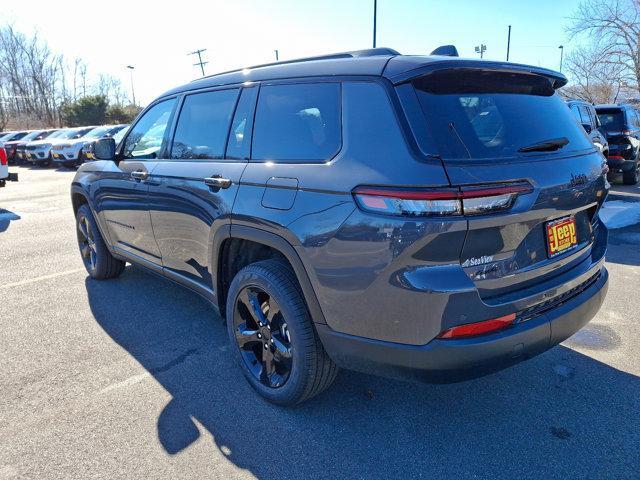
[2,0,584,104]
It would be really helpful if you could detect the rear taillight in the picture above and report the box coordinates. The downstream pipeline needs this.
[353,182,532,217]
[0,148,7,166]
[608,155,624,160]
[437,313,516,339]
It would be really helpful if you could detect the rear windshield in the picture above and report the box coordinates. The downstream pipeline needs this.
[596,109,625,131]
[412,70,593,160]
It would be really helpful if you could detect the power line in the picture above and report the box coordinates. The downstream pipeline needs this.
[188,49,208,77]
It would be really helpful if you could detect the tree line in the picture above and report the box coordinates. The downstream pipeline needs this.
[0,25,141,130]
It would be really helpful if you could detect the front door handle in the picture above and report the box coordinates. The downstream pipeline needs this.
[130,170,149,181]
[203,176,232,189]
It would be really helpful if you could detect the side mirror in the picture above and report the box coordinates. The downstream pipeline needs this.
[94,137,116,160]
[582,123,592,134]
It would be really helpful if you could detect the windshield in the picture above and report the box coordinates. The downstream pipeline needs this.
[596,109,625,131]
[2,131,28,142]
[412,70,593,160]
[112,126,128,144]
[20,130,49,142]
[84,126,111,139]
[43,130,68,140]
[61,127,94,140]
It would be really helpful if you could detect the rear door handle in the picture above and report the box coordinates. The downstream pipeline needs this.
[203,176,232,189]
[130,170,149,181]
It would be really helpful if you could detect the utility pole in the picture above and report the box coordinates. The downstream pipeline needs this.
[475,44,487,59]
[126,65,136,107]
[506,25,511,61]
[558,45,564,72]
[274,49,279,61]
[188,49,208,77]
[373,0,377,48]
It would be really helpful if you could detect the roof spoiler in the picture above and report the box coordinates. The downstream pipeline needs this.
[430,45,459,57]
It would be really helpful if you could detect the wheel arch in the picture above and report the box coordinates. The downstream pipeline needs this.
[216,225,327,326]
[70,185,89,214]
[70,184,115,249]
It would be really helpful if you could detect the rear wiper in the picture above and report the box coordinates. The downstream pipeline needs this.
[518,137,569,153]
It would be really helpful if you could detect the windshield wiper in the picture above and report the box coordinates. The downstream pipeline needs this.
[518,137,569,153]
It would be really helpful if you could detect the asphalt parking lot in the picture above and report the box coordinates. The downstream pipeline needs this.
[1,165,639,479]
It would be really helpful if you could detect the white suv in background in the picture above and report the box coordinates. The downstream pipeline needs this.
[25,127,95,167]
[51,124,127,168]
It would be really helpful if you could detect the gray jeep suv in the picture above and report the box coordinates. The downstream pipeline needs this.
[71,47,609,405]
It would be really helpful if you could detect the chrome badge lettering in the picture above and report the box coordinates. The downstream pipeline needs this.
[461,255,494,268]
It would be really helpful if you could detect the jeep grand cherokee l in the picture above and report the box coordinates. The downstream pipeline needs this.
[71,48,609,405]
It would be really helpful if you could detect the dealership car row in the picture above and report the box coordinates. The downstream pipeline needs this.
[1,100,639,184]
[0,123,129,170]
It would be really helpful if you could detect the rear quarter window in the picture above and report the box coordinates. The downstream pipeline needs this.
[251,83,341,162]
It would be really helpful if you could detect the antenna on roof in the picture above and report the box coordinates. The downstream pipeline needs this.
[430,45,459,57]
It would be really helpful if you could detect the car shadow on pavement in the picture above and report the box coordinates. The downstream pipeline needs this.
[85,267,640,479]
[0,209,21,233]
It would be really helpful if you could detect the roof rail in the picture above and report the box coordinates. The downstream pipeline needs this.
[430,45,459,57]
[194,47,401,82]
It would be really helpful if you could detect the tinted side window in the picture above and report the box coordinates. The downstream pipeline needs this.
[252,83,341,162]
[578,106,592,126]
[226,87,258,160]
[570,105,581,122]
[171,89,239,160]
[123,99,176,159]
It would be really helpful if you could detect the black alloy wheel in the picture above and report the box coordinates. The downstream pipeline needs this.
[233,285,293,388]
[77,214,97,273]
[226,259,338,405]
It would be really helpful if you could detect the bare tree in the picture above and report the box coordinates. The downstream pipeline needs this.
[0,25,66,127]
[94,74,127,105]
[561,44,628,102]
[567,0,640,93]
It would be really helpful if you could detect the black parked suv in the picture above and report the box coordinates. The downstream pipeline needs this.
[567,100,608,157]
[595,104,640,184]
[71,48,609,405]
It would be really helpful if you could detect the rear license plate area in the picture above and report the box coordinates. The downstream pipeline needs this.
[546,216,578,258]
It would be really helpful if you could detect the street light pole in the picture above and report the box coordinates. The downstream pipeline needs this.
[274,49,279,61]
[126,65,136,107]
[506,25,511,61]
[558,45,564,72]
[373,0,377,48]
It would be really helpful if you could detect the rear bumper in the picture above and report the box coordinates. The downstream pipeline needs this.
[317,266,608,383]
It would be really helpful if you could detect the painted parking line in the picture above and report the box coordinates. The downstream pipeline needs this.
[0,268,85,289]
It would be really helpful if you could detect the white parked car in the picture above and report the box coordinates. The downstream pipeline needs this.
[52,124,128,168]
[24,127,95,167]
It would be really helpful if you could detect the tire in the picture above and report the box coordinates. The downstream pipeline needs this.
[623,162,639,185]
[226,259,338,406]
[75,204,126,279]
